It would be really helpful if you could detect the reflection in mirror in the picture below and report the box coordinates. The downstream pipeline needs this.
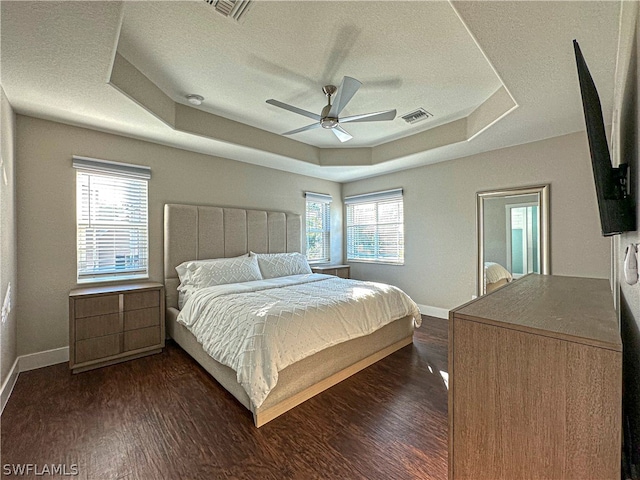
[477,185,550,296]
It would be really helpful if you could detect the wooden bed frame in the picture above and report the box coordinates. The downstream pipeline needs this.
[163,203,415,427]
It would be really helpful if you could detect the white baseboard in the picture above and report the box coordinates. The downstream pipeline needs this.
[417,304,449,319]
[1,346,69,416]
[1,357,19,415]
[19,346,69,372]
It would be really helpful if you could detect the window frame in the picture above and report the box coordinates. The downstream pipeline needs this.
[345,188,404,265]
[305,192,332,264]
[73,156,150,284]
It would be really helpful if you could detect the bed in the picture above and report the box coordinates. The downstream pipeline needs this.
[484,261,513,293]
[164,204,420,427]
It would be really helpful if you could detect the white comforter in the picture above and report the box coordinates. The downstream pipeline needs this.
[177,273,421,409]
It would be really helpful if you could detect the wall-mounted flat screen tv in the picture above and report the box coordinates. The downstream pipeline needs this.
[573,39,635,236]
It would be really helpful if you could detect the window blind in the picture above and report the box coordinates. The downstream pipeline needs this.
[74,157,150,282]
[345,188,404,264]
[305,192,332,263]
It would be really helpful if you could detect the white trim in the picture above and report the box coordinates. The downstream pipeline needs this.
[19,346,69,372]
[1,347,69,415]
[1,357,19,415]
[417,304,449,319]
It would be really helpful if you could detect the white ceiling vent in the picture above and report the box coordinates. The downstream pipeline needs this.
[401,108,433,125]
[204,0,252,22]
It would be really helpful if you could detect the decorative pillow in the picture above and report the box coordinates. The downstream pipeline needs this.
[176,254,249,286]
[254,252,312,279]
[189,255,263,288]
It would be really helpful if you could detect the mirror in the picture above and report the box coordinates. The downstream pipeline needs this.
[477,185,550,296]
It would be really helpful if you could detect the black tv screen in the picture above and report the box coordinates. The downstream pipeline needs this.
[573,40,635,236]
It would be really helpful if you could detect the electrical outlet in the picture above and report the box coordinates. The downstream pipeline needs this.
[2,283,11,324]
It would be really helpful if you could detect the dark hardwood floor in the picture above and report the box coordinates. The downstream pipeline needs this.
[1,316,448,480]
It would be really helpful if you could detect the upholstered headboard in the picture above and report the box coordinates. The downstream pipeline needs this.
[163,204,301,310]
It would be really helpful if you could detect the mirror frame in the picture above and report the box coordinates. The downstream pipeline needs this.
[477,184,550,296]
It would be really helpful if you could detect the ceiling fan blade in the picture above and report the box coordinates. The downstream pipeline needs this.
[266,99,320,121]
[328,76,362,117]
[340,109,397,124]
[282,122,321,136]
[331,125,353,143]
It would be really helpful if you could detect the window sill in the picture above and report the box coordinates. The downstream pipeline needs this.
[77,273,149,285]
[347,259,404,266]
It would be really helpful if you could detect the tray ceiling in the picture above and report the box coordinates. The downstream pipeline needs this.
[0,1,622,182]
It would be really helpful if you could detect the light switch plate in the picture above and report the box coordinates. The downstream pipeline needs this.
[2,283,11,324]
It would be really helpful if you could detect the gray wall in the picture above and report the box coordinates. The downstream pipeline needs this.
[1,87,17,386]
[613,1,640,466]
[15,115,342,356]
[343,131,610,310]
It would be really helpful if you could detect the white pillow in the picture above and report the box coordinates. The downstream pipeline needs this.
[254,252,312,279]
[176,254,248,286]
[189,255,263,288]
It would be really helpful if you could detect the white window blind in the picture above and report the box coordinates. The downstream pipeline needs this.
[305,192,332,263]
[73,156,150,283]
[345,188,404,264]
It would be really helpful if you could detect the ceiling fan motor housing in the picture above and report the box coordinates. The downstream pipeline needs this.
[321,86,339,128]
[320,105,339,128]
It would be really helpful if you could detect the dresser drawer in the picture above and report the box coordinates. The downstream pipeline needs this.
[75,313,121,341]
[124,326,161,352]
[70,282,165,372]
[74,294,119,318]
[75,334,121,364]
[124,290,159,311]
[124,307,160,331]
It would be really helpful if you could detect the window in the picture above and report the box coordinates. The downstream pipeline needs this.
[73,156,150,283]
[346,188,404,264]
[305,192,332,263]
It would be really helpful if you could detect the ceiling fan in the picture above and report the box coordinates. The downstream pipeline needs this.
[266,76,396,143]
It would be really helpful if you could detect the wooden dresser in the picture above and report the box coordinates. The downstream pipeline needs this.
[449,274,621,479]
[69,282,165,373]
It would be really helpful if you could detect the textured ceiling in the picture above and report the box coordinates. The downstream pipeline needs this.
[0,1,623,182]
[117,1,501,147]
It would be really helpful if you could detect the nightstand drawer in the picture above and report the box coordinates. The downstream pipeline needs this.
[124,326,160,352]
[75,334,121,364]
[124,307,160,331]
[124,291,159,311]
[311,265,350,279]
[75,313,121,341]
[336,268,350,279]
[74,294,119,318]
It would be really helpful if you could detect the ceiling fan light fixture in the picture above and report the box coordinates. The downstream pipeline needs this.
[321,117,339,129]
[186,94,204,106]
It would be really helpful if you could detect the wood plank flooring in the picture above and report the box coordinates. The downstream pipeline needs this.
[1,316,448,479]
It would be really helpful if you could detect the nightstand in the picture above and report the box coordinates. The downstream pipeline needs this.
[311,264,350,279]
[69,282,165,373]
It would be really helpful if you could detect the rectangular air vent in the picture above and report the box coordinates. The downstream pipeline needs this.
[204,0,252,22]
[401,108,433,124]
